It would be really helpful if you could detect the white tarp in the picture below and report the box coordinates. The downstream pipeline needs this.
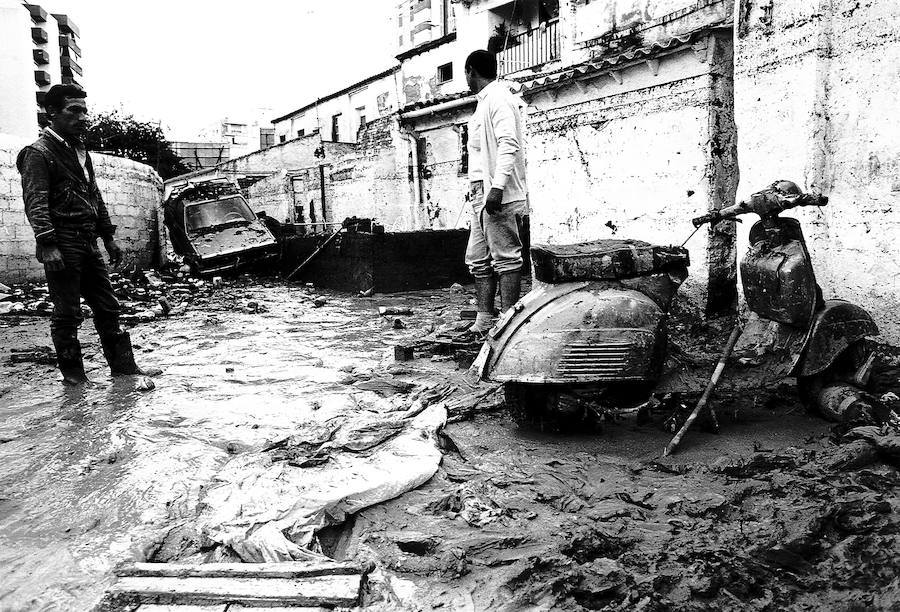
[197,402,447,562]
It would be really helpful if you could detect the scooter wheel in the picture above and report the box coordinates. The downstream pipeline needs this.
[504,383,546,428]
[797,340,874,415]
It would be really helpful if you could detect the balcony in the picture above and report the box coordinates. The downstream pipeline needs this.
[31,27,48,44]
[497,19,559,76]
[61,56,83,76]
[24,3,47,23]
[33,49,50,65]
[59,35,81,57]
[52,14,80,38]
[34,70,51,86]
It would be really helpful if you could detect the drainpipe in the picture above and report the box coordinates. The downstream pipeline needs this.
[404,130,422,230]
[399,95,476,120]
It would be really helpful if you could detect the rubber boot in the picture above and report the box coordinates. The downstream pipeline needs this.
[499,270,522,312]
[466,275,498,335]
[54,338,89,385]
[101,331,162,376]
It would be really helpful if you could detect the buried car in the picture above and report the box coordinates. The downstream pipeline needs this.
[163,178,278,275]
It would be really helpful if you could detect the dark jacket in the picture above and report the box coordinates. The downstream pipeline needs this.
[16,130,116,246]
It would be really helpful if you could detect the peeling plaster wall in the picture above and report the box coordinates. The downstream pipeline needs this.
[734,0,900,344]
[573,0,733,46]
[524,36,736,312]
[407,106,475,229]
[400,41,466,107]
[327,116,419,230]
[0,135,164,283]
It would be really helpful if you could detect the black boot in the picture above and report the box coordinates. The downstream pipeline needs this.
[53,339,89,385]
[101,331,162,376]
[499,271,522,312]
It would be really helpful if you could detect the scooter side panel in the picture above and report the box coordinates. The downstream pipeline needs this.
[479,284,666,385]
[796,299,879,377]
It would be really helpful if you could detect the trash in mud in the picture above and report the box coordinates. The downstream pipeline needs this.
[7,346,55,365]
[379,306,413,316]
[195,401,447,563]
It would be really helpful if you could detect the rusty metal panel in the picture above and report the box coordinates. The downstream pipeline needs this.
[797,300,880,377]
[741,218,817,325]
[530,239,689,284]
[482,283,666,385]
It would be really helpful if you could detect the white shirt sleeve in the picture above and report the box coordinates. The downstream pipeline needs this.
[489,97,520,191]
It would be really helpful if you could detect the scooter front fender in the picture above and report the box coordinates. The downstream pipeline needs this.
[471,281,667,385]
[796,300,879,377]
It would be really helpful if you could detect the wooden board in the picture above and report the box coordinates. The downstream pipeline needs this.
[116,561,363,579]
[109,574,362,608]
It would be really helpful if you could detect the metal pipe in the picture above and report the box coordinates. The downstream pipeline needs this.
[405,131,422,229]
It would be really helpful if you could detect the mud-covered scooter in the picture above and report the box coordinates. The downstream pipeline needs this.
[472,180,881,430]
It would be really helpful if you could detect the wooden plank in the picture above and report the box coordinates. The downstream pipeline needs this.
[136,605,226,612]
[227,607,327,612]
[109,575,362,607]
[116,561,364,579]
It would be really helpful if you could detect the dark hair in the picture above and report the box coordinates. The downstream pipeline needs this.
[44,84,87,113]
[465,50,497,80]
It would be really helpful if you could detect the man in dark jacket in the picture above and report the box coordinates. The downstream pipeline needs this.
[17,84,159,384]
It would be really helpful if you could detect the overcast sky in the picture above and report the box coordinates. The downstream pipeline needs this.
[45,0,398,139]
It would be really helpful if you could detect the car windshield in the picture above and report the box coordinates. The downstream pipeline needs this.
[185,197,255,231]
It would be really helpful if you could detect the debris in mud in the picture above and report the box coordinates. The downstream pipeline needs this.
[7,346,55,365]
[379,306,413,316]
[0,266,213,326]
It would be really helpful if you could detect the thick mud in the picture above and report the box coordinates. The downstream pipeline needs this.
[1,278,898,611]
[0,278,469,611]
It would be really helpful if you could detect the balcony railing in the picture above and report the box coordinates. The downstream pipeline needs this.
[497,19,559,76]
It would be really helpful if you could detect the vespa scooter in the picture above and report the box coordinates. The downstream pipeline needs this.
[469,238,691,430]
[688,180,880,423]
[472,180,881,430]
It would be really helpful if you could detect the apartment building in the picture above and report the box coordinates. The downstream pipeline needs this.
[271,67,400,145]
[0,0,83,138]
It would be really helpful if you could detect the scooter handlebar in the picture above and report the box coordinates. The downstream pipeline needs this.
[692,211,721,228]
[692,192,827,227]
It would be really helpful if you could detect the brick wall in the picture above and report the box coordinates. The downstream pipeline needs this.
[0,134,164,284]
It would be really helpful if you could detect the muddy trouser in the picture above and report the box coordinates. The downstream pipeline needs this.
[44,228,122,355]
[465,196,528,279]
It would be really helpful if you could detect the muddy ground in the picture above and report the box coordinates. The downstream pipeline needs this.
[1,277,899,611]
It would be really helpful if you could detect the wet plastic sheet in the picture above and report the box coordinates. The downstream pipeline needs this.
[197,403,447,562]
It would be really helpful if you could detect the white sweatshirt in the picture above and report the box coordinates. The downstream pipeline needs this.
[467,80,528,205]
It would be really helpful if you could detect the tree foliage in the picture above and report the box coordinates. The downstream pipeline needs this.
[85,110,190,180]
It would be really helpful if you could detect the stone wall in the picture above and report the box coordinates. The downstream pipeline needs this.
[523,32,736,314]
[734,0,900,344]
[0,134,164,284]
[328,116,419,230]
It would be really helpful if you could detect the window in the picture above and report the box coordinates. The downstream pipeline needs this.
[185,197,255,232]
[297,128,305,138]
[331,114,341,141]
[259,128,275,149]
[437,62,453,83]
[279,134,286,143]
[356,107,367,132]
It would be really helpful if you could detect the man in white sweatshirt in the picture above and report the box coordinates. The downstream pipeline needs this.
[462,50,528,339]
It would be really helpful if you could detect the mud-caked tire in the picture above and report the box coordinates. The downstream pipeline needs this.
[797,340,874,415]
[504,383,600,433]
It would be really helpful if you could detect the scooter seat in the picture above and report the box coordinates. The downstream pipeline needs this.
[531,239,690,283]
